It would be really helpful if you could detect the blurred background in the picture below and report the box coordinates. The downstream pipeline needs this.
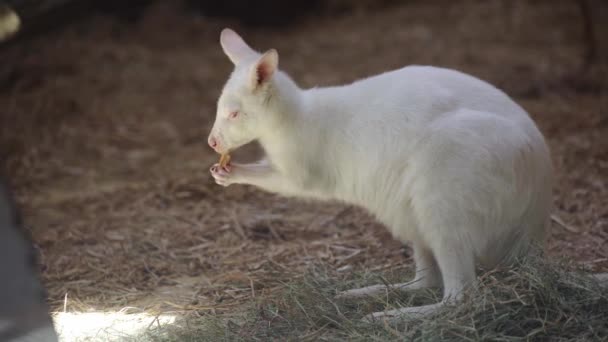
[0,0,606,339]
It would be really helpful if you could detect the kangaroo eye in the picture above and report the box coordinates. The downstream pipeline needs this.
[229,111,239,119]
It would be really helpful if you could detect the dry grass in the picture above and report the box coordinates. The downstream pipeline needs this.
[0,0,606,340]
[132,255,608,341]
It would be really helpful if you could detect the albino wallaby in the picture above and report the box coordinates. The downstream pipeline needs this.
[208,28,553,322]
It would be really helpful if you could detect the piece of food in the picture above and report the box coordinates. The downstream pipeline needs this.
[219,153,231,168]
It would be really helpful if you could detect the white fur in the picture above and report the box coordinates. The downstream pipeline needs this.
[208,29,553,321]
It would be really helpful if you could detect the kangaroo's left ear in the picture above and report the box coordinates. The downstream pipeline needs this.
[220,28,257,65]
[250,49,278,90]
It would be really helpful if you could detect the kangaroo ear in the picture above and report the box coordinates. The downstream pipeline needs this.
[250,49,278,89]
[220,28,257,65]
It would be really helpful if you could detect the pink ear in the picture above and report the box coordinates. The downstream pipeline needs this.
[251,49,279,89]
[220,28,257,65]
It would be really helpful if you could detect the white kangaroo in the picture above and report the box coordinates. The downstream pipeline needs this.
[208,28,553,322]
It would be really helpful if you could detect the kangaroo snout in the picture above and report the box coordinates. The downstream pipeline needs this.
[208,135,219,151]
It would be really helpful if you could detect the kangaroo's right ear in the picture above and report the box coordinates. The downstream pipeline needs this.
[220,28,257,65]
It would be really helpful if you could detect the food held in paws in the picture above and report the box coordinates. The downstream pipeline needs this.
[219,153,231,168]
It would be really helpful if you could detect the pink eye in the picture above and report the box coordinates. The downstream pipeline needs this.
[229,111,239,119]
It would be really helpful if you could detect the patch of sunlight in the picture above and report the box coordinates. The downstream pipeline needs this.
[53,309,177,342]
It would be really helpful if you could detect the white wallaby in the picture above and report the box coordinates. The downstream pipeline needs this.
[208,28,553,322]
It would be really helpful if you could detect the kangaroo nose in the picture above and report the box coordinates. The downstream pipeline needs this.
[208,136,218,149]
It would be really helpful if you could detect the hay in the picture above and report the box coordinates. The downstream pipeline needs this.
[144,256,608,341]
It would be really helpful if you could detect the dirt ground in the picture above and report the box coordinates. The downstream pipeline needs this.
[0,0,606,320]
